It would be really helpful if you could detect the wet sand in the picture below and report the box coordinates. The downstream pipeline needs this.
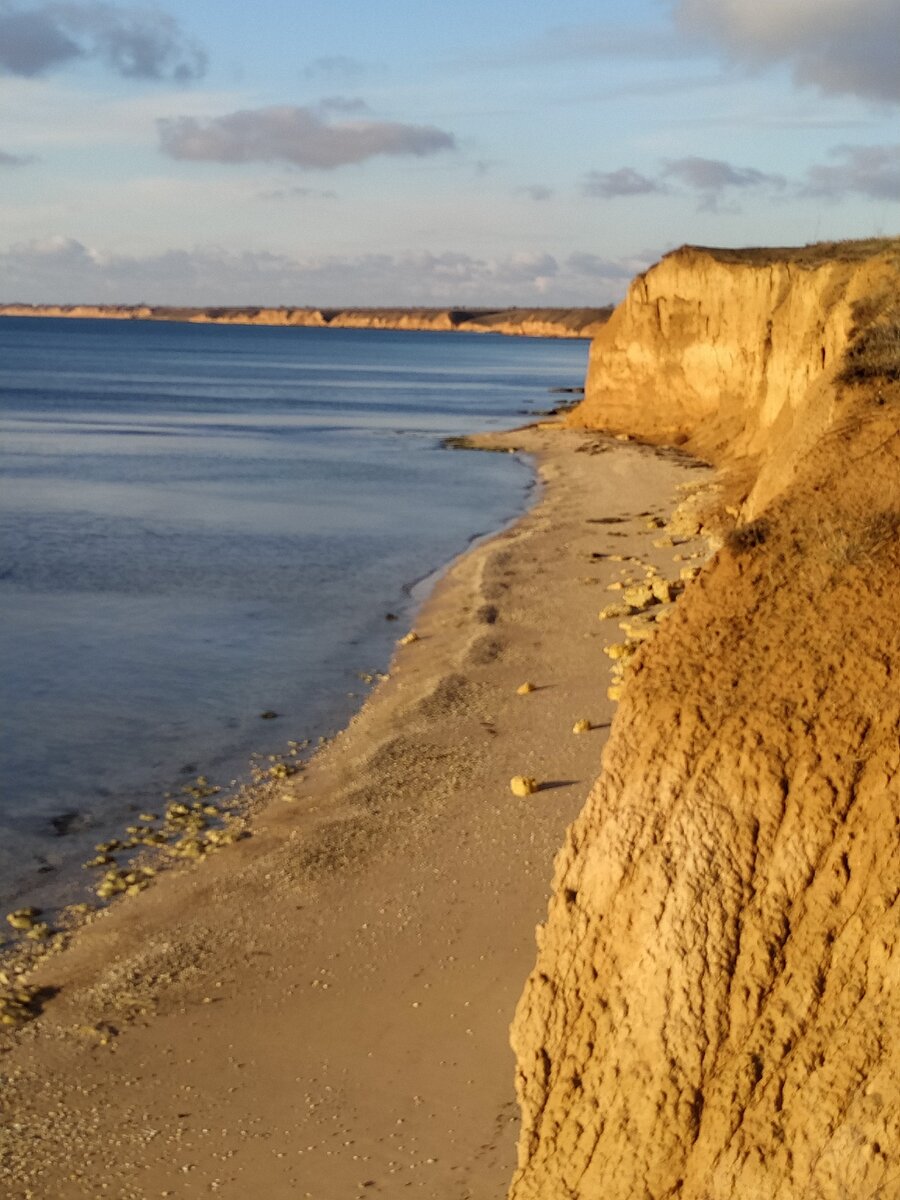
[0,424,711,1200]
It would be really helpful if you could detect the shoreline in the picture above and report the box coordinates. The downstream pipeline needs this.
[1,423,713,1199]
[0,449,537,924]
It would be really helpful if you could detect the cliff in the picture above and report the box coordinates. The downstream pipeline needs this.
[571,241,899,514]
[510,240,900,1200]
[0,303,610,339]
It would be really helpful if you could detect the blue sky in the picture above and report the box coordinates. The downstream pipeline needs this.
[0,0,897,304]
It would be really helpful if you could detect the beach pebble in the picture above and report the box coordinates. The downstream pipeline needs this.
[598,603,633,621]
[516,681,536,695]
[572,719,592,734]
[623,583,656,608]
[619,617,656,642]
[510,776,539,797]
[399,631,419,646]
[6,908,39,932]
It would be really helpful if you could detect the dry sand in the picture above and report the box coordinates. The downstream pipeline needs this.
[0,424,711,1200]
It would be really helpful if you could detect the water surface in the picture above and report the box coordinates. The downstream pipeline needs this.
[0,318,588,908]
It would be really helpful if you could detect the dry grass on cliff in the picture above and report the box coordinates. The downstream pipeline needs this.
[839,289,900,385]
[673,236,900,270]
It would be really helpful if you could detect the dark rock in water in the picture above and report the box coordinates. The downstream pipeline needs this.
[385,612,399,621]
[180,763,197,774]
[49,810,91,837]
[259,710,279,720]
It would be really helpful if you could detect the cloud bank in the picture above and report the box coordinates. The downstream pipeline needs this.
[674,0,900,104]
[0,1,206,81]
[158,104,456,169]
[585,146,896,210]
[0,237,643,306]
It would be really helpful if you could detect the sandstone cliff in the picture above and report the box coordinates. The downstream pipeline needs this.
[511,240,900,1200]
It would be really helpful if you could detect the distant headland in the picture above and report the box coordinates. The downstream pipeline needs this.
[0,303,612,339]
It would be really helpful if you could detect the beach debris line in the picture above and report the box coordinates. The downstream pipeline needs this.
[0,978,49,1028]
[6,907,40,932]
[599,514,709,707]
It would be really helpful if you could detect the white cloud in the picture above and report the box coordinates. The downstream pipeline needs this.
[517,184,554,201]
[661,156,786,211]
[158,104,456,169]
[581,157,785,210]
[662,156,785,191]
[583,167,663,198]
[566,253,644,281]
[0,238,637,306]
[0,147,35,165]
[674,0,900,103]
[803,144,900,201]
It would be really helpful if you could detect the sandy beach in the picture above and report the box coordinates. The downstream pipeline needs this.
[0,423,711,1200]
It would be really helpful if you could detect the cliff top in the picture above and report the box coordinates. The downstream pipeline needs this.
[665,235,900,268]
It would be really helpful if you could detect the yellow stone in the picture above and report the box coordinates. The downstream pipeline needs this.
[510,776,539,797]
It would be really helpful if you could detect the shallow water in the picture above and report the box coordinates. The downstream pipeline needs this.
[0,317,588,908]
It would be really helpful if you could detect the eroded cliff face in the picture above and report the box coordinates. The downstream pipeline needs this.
[571,244,898,514]
[511,242,900,1200]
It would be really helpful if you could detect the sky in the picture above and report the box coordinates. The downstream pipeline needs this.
[0,0,898,305]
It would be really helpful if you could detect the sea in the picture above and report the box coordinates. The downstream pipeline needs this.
[0,316,589,912]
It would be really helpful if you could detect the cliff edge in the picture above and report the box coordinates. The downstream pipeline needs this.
[510,240,900,1200]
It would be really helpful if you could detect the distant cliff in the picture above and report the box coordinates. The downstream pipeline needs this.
[0,303,611,339]
[510,239,900,1200]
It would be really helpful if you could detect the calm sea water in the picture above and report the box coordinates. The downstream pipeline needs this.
[0,317,588,908]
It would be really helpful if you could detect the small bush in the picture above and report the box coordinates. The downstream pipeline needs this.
[726,518,770,555]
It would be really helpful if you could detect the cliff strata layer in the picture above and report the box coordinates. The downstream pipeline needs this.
[511,240,900,1200]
